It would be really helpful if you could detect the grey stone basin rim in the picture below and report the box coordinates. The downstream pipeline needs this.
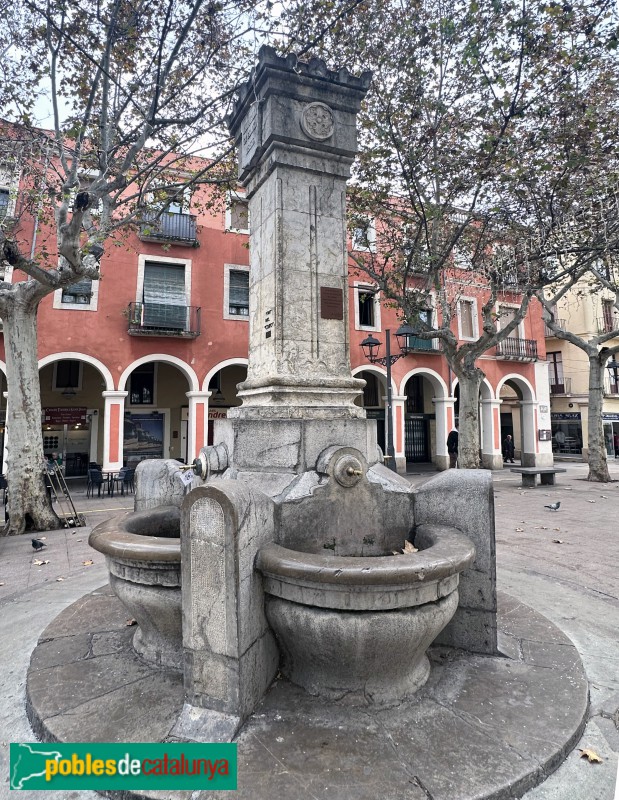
[256,524,475,587]
[89,507,181,563]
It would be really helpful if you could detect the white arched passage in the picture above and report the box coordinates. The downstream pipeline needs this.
[496,373,541,467]
[37,353,116,474]
[399,368,451,469]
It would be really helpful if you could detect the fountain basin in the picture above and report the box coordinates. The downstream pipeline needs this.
[89,506,182,670]
[256,524,475,705]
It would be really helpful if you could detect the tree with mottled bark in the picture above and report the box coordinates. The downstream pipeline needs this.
[281,0,619,468]
[0,0,263,534]
[536,193,619,482]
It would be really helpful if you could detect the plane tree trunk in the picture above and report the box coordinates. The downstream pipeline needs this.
[452,360,484,469]
[2,289,60,535]
[587,354,611,482]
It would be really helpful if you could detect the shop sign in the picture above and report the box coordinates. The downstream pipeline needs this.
[43,407,87,425]
[603,413,619,421]
[208,409,229,420]
[551,412,581,420]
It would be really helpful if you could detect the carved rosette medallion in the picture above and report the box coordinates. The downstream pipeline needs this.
[300,102,335,141]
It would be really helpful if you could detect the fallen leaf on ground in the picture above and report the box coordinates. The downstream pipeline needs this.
[554,528,561,531]
[126,619,137,627]
[600,495,608,498]
[402,540,419,554]
[515,528,524,532]
[552,539,564,544]
[33,559,50,566]
[82,560,94,566]
[587,500,596,503]
[578,748,603,763]
[56,577,65,582]
[0,583,4,587]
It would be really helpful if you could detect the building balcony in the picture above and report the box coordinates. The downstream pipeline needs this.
[127,302,201,338]
[550,377,571,395]
[597,317,619,335]
[495,338,538,361]
[400,335,442,354]
[138,211,199,246]
[544,320,566,337]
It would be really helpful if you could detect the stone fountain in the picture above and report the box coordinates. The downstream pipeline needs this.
[28,47,589,800]
[90,45,496,737]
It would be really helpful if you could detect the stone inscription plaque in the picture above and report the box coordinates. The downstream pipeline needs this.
[320,286,343,320]
[241,102,260,171]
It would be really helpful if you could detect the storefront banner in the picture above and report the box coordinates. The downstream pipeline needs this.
[551,412,582,420]
[43,407,87,425]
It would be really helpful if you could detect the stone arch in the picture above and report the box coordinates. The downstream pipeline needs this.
[351,364,397,395]
[398,367,448,398]
[496,373,536,402]
[496,373,538,468]
[38,352,114,391]
[203,358,249,392]
[119,354,199,393]
[450,375,495,401]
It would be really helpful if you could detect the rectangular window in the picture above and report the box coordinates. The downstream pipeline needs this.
[602,300,616,332]
[0,189,9,220]
[228,270,249,316]
[358,288,376,327]
[54,360,81,390]
[130,364,155,405]
[547,352,564,391]
[499,305,519,338]
[459,299,475,339]
[351,218,376,252]
[226,193,249,233]
[61,278,93,305]
[142,261,187,330]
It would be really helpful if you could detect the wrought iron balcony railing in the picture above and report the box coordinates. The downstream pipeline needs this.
[544,320,566,337]
[495,337,538,361]
[138,211,199,246]
[127,301,201,338]
[550,377,571,395]
[400,334,442,354]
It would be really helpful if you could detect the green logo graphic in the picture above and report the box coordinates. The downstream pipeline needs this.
[10,742,237,791]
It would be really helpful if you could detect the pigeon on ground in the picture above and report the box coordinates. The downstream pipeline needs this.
[544,501,561,511]
[31,538,46,551]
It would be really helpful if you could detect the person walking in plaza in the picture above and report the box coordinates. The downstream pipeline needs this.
[447,423,458,469]
[503,433,515,464]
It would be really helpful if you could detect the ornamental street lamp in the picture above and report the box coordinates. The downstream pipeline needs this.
[360,324,414,471]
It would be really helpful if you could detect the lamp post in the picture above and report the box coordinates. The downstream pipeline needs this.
[360,325,413,472]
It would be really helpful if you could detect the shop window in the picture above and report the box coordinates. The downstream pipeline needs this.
[130,364,155,405]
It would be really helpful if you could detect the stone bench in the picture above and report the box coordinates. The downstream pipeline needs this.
[510,467,567,488]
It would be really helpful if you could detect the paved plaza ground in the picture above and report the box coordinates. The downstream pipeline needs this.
[0,461,618,799]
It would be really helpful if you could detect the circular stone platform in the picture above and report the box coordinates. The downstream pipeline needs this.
[26,586,588,800]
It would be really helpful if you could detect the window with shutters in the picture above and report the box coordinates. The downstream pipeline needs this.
[457,298,477,340]
[225,191,250,233]
[354,282,381,331]
[142,261,187,330]
[53,273,99,311]
[498,304,522,338]
[223,263,249,320]
[61,278,93,305]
